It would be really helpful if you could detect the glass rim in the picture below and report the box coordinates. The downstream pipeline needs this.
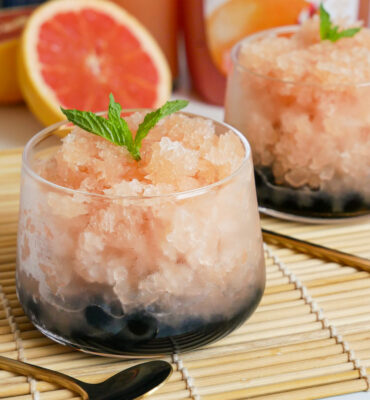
[22,110,252,201]
[230,25,370,89]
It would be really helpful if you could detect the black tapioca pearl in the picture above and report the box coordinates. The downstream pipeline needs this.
[281,193,301,213]
[84,305,123,336]
[342,192,365,213]
[254,169,263,188]
[117,312,158,342]
[312,192,333,214]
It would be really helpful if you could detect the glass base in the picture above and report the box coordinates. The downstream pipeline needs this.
[259,206,370,224]
[18,285,264,357]
[34,325,158,359]
[255,167,370,221]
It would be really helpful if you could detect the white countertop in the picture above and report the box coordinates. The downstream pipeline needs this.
[0,97,368,400]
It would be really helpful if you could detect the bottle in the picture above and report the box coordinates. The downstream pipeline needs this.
[181,0,367,105]
[359,0,369,25]
[111,0,179,81]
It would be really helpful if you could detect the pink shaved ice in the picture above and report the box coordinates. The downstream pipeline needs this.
[225,17,370,196]
[40,113,245,194]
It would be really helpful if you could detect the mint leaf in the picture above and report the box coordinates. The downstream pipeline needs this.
[108,93,122,125]
[319,3,361,42]
[336,27,361,38]
[134,100,189,149]
[319,4,331,40]
[108,94,130,143]
[60,108,123,145]
[61,95,189,161]
[107,94,137,157]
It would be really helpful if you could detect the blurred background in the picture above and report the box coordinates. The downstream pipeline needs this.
[0,0,369,149]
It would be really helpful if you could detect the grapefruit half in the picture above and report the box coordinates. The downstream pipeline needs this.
[18,0,171,126]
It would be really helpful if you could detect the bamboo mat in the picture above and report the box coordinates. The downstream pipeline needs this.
[1,147,370,400]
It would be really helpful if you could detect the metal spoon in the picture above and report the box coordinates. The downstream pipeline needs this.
[262,228,370,271]
[0,356,172,400]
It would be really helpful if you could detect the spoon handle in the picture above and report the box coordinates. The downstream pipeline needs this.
[262,228,370,272]
[0,355,89,399]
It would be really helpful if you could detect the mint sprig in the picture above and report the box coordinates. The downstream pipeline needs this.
[61,94,189,161]
[319,4,361,42]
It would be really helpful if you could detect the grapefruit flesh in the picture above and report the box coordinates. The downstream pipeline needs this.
[18,0,171,125]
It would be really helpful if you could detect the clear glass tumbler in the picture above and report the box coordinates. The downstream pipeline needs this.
[16,112,265,357]
[225,26,370,220]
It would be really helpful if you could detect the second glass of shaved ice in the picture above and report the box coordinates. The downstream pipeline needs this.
[225,18,370,219]
[16,110,265,356]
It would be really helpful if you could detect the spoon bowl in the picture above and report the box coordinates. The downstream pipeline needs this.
[0,356,172,400]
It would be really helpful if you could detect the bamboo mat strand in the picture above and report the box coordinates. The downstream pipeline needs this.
[0,269,39,399]
[0,148,369,399]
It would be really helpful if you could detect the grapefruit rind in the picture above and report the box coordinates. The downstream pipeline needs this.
[18,0,171,126]
[0,38,23,104]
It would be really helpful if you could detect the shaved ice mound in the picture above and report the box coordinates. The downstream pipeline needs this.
[225,18,370,217]
[39,112,246,194]
[17,111,265,356]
